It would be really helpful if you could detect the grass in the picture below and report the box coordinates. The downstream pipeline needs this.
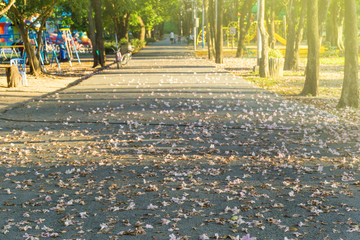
[223,56,359,123]
[300,56,360,65]
[244,74,360,123]
[246,76,302,96]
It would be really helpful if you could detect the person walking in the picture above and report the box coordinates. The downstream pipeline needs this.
[170,32,175,44]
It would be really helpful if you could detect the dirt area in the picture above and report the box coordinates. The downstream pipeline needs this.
[0,54,115,111]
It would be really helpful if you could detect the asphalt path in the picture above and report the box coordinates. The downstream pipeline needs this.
[0,40,359,240]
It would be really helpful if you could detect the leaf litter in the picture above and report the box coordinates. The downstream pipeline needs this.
[0,53,358,240]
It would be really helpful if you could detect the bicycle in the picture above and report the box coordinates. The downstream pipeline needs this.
[113,44,134,69]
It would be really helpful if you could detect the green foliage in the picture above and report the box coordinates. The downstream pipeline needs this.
[136,0,164,31]
[268,49,283,58]
[163,20,178,34]
[322,45,341,57]
[55,0,89,32]
[130,38,146,50]
[105,38,145,53]
[53,9,74,27]
[120,38,129,45]
[104,41,117,54]
[7,0,57,25]
[241,46,255,58]
[246,50,255,58]
[146,37,156,43]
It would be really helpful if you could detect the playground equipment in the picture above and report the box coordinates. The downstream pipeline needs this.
[0,17,55,72]
[0,16,83,73]
[40,27,61,70]
[244,20,287,45]
[50,27,81,67]
[274,33,287,45]
[0,17,23,59]
[196,20,288,48]
[245,22,257,43]
[0,22,12,42]
[74,31,92,52]
[78,32,91,45]
[225,21,240,48]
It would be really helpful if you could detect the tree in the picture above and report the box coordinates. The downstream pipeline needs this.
[137,0,166,39]
[105,0,135,41]
[283,0,306,71]
[266,0,276,49]
[207,0,216,60]
[104,0,134,41]
[91,0,106,67]
[328,0,345,51]
[292,0,306,70]
[56,0,89,32]
[215,0,223,64]
[318,0,331,45]
[87,1,98,67]
[300,0,320,96]
[56,0,105,67]
[259,0,269,77]
[236,0,255,58]
[7,0,59,76]
[136,15,146,41]
[337,0,359,108]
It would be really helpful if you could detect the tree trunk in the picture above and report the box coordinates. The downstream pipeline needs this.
[138,16,146,42]
[318,0,331,45]
[284,0,296,70]
[285,0,306,71]
[300,0,320,96]
[6,65,22,88]
[259,0,269,77]
[268,0,276,49]
[338,0,358,108]
[113,17,120,41]
[147,30,152,39]
[336,25,344,52]
[17,21,41,76]
[87,2,99,67]
[215,0,223,64]
[35,27,44,63]
[236,0,254,57]
[91,0,105,67]
[325,15,331,42]
[236,10,245,57]
[329,1,344,51]
[208,0,216,60]
[159,22,165,39]
[293,0,307,70]
[269,58,284,78]
[119,14,130,41]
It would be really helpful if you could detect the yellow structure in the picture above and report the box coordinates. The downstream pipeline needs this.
[245,22,257,43]
[274,33,287,45]
[197,20,288,47]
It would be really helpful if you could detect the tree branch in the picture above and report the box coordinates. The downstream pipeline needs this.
[28,0,59,29]
[0,0,16,16]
